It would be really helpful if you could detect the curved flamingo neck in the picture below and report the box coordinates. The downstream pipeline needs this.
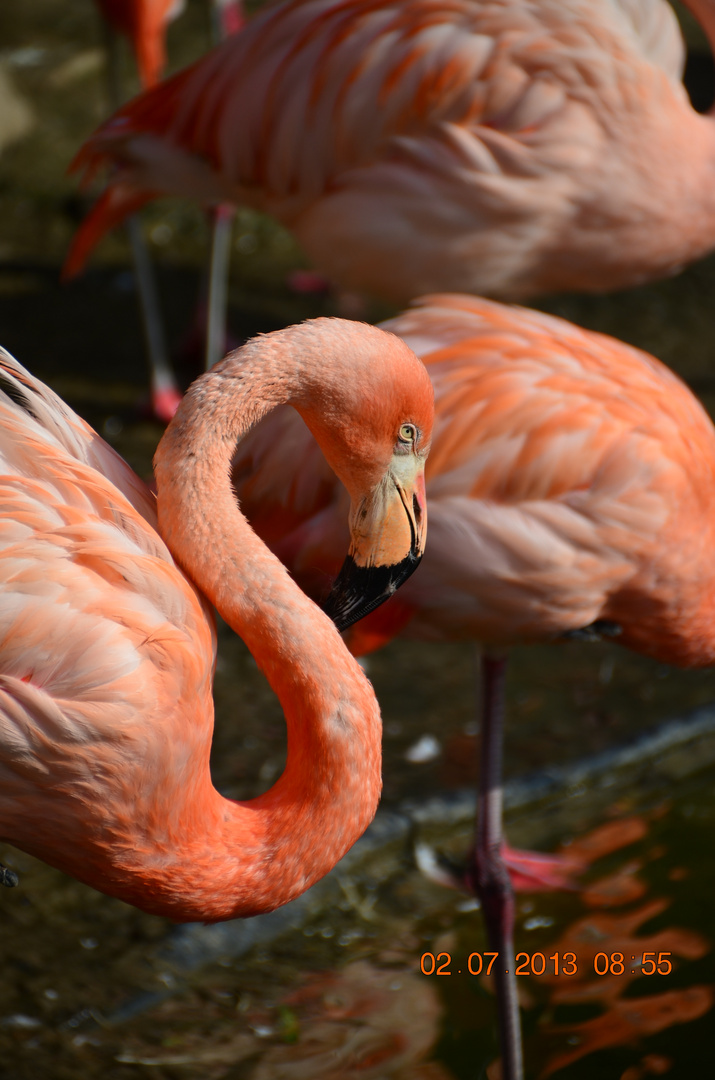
[140,323,384,921]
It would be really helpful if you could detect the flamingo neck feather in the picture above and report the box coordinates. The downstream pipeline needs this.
[140,321,387,921]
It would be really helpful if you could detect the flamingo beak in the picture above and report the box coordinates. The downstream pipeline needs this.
[323,468,427,632]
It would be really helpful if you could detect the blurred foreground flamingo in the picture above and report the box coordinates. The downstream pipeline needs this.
[67,0,715,305]
[0,319,432,923]
[233,293,715,1080]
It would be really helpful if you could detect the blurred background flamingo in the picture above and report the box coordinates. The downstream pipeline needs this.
[90,0,246,417]
[94,0,186,91]
[95,0,244,88]
[92,0,191,422]
[0,318,432,920]
[66,0,715,315]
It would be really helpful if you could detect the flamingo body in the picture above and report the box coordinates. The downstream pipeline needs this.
[0,321,433,922]
[230,296,715,1079]
[235,294,715,669]
[68,0,715,300]
[0,354,215,909]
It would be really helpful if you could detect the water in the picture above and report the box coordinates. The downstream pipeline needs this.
[2,731,714,1079]
[1,1,715,1077]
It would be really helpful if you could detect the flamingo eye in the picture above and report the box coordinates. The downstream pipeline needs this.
[398,423,417,445]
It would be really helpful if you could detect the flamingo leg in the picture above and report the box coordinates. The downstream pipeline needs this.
[203,3,244,371]
[125,216,181,420]
[467,651,524,1080]
[205,204,234,370]
[101,18,181,422]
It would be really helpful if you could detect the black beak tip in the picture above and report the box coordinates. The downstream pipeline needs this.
[322,550,422,632]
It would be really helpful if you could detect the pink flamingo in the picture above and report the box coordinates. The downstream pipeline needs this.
[90,0,246,415]
[94,0,244,89]
[94,0,186,91]
[0,318,432,923]
[91,0,190,422]
[66,0,715,303]
[232,293,715,1079]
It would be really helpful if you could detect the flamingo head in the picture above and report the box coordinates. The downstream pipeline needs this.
[303,328,432,632]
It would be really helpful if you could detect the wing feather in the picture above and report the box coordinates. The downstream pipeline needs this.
[0,349,214,806]
[65,0,701,305]
[238,292,715,662]
[69,1,685,233]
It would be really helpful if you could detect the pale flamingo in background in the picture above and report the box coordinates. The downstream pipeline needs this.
[0,318,433,923]
[232,293,715,1080]
[66,0,715,305]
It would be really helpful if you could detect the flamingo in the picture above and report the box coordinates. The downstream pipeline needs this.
[94,0,186,91]
[92,0,190,422]
[66,0,715,305]
[0,317,433,923]
[94,0,243,89]
[231,293,715,1080]
[90,0,246,416]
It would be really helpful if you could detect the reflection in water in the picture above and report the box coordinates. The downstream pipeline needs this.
[517,810,713,1077]
[116,960,454,1079]
[2,776,714,1078]
[542,986,712,1077]
[250,962,454,1080]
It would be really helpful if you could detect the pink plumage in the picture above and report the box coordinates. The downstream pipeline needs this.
[235,293,715,669]
[0,321,433,921]
[67,0,715,299]
[94,0,186,88]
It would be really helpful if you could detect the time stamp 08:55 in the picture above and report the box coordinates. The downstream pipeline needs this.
[420,952,674,977]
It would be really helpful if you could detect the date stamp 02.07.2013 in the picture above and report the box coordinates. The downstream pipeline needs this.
[420,952,674,977]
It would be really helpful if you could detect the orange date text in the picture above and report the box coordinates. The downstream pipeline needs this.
[420,952,579,976]
[419,951,674,977]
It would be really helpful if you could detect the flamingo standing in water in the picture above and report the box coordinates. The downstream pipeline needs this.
[232,293,715,1080]
[0,318,432,922]
[66,0,715,305]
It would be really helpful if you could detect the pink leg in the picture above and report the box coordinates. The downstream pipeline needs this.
[203,3,243,372]
[465,652,524,1080]
[211,0,245,40]
[102,20,181,422]
[205,204,235,371]
[126,217,182,421]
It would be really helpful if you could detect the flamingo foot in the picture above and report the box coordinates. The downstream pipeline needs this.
[501,843,584,892]
[287,269,331,295]
[415,841,582,895]
[151,384,183,424]
[0,864,19,888]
